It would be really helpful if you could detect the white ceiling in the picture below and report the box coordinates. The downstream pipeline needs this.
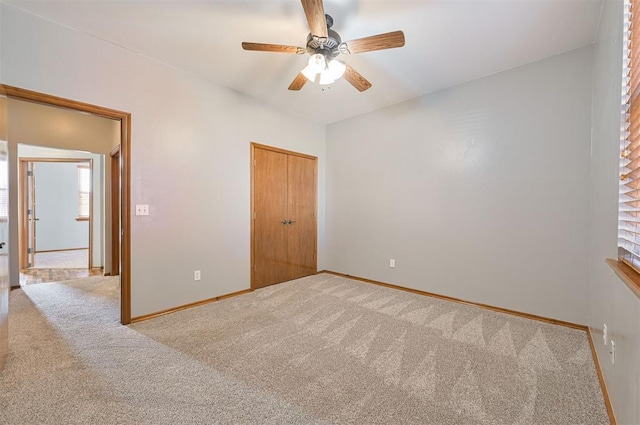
[4,0,603,124]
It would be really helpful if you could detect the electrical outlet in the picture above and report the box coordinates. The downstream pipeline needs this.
[194,270,201,281]
[603,324,608,346]
[610,340,616,366]
[389,259,395,268]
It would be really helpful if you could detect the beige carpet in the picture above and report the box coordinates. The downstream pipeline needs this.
[1,277,323,425]
[0,273,609,424]
[33,249,88,269]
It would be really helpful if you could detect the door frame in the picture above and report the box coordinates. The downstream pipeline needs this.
[18,160,34,269]
[4,85,132,325]
[18,158,94,270]
[109,145,120,277]
[250,142,318,289]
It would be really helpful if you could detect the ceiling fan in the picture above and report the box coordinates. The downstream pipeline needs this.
[241,0,405,92]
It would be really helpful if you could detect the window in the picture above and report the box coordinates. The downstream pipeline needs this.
[613,0,640,297]
[77,165,90,220]
[615,0,640,297]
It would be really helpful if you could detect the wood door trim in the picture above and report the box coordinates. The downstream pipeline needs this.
[4,84,132,325]
[18,158,93,269]
[110,146,120,276]
[3,86,129,121]
[313,157,318,273]
[250,145,255,288]
[88,161,94,270]
[250,142,318,289]
[251,142,318,160]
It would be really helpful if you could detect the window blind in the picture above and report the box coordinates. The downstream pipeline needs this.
[619,0,640,270]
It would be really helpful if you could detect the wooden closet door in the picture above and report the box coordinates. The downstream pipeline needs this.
[287,155,316,280]
[253,148,289,289]
[252,144,317,289]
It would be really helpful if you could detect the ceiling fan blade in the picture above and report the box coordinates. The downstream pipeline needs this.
[288,73,308,91]
[343,64,372,92]
[301,0,328,39]
[342,31,405,54]
[242,42,306,54]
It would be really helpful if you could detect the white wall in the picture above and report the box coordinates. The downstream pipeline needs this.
[589,0,640,423]
[18,145,104,268]
[326,46,593,325]
[0,4,326,317]
[33,162,89,252]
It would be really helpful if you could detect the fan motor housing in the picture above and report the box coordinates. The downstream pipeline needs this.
[306,30,341,60]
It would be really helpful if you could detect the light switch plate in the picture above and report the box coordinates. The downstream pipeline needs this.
[135,205,149,216]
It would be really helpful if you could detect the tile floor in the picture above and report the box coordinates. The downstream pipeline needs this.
[20,249,101,285]
[20,268,103,285]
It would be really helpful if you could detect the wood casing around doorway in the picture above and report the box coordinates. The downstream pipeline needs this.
[110,145,120,277]
[250,143,317,289]
[3,85,132,324]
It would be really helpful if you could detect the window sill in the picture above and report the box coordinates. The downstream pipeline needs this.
[75,217,89,222]
[606,258,640,300]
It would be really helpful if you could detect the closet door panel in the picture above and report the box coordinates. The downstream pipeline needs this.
[287,155,317,280]
[253,148,289,289]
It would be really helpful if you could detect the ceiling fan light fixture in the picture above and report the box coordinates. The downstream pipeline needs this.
[326,59,346,80]
[318,73,336,85]
[301,53,326,81]
[317,60,345,85]
[302,57,345,85]
[242,3,406,92]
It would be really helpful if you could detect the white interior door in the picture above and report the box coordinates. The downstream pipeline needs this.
[27,162,35,267]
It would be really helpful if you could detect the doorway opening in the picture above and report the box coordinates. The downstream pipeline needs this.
[4,85,132,324]
[18,153,104,285]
